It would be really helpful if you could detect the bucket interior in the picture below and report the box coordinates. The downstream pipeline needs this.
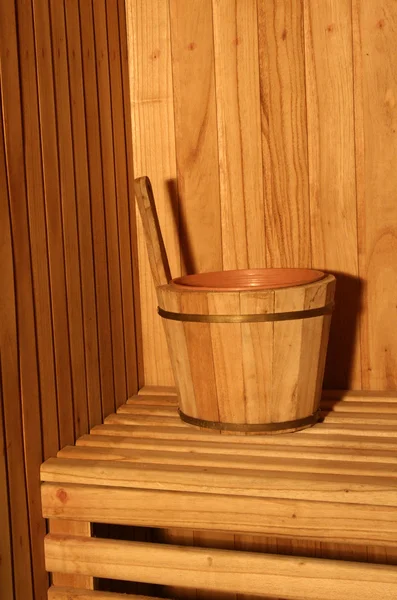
[172,268,324,291]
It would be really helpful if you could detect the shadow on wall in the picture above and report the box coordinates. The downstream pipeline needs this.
[166,178,197,275]
[164,178,363,390]
[321,271,363,390]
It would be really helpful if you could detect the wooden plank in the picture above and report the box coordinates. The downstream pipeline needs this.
[0,73,33,600]
[50,588,163,600]
[126,0,178,385]
[40,456,397,506]
[33,0,75,446]
[44,535,397,599]
[169,0,222,274]
[118,0,142,396]
[106,0,138,406]
[76,433,397,463]
[92,0,127,405]
[127,394,178,405]
[49,0,89,438]
[257,0,310,267]
[0,3,45,599]
[49,520,93,589]
[64,0,102,428]
[49,588,161,600]
[41,483,397,547]
[138,386,177,396]
[353,0,397,390]
[16,0,59,459]
[212,0,265,270]
[89,422,397,449]
[79,0,115,418]
[56,444,397,478]
[0,357,14,600]
[304,0,361,390]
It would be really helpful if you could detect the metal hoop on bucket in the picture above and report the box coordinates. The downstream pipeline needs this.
[158,302,334,323]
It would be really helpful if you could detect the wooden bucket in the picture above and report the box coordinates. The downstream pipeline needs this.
[135,177,335,434]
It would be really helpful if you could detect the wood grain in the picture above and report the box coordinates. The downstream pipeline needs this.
[106,0,139,404]
[0,2,46,598]
[169,0,223,275]
[258,0,310,268]
[353,0,397,390]
[126,0,178,386]
[304,0,361,390]
[78,0,115,419]
[212,0,265,270]
[33,0,75,446]
[93,0,127,405]
[0,287,14,600]
[44,535,397,599]
[49,588,163,600]
[50,0,89,438]
[64,0,102,428]
[0,1,139,597]
[49,520,93,590]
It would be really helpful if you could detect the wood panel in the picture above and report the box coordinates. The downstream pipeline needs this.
[353,0,397,390]
[305,0,361,390]
[258,0,311,268]
[0,0,138,598]
[169,0,223,275]
[212,0,265,270]
[128,0,397,398]
[126,0,178,386]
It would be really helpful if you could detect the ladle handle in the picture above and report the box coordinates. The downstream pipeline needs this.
[134,176,172,287]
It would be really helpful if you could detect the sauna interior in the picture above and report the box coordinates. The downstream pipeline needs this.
[1,0,397,598]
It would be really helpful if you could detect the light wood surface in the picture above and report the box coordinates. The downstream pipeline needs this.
[126,0,178,386]
[41,391,397,545]
[0,1,138,598]
[49,589,161,600]
[353,0,397,390]
[49,520,93,589]
[126,0,397,395]
[304,0,361,390]
[45,535,397,600]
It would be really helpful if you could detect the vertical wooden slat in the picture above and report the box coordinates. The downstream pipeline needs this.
[49,0,89,438]
[49,520,93,589]
[118,0,143,394]
[257,0,311,268]
[16,0,59,460]
[33,0,75,447]
[0,96,19,600]
[212,0,265,271]
[169,0,222,275]
[106,0,138,406]
[353,0,397,391]
[93,0,127,405]
[126,0,178,386]
[64,0,102,429]
[304,0,361,390]
[0,1,46,598]
[79,0,115,419]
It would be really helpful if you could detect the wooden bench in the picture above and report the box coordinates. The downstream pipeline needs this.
[41,388,397,599]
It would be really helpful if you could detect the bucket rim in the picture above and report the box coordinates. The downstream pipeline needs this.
[171,267,325,292]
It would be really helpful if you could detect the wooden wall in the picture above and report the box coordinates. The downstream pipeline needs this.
[127,0,397,393]
[0,1,138,599]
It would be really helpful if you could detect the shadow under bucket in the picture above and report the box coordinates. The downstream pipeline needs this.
[135,177,336,435]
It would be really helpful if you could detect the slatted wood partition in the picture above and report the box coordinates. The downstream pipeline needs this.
[127,0,397,393]
[0,1,138,599]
